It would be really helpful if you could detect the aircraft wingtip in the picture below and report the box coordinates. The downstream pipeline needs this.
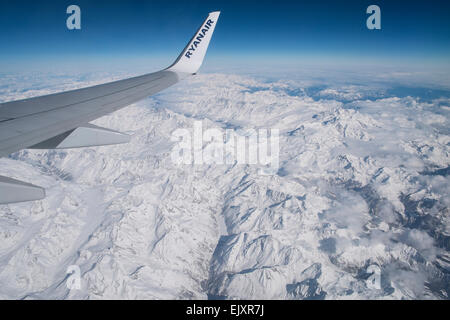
[167,11,221,74]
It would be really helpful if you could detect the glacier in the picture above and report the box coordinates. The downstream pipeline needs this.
[0,69,449,299]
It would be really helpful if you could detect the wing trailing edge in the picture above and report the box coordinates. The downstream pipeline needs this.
[29,124,131,150]
[0,176,45,204]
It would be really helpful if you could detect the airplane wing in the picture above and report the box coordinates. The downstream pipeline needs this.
[0,11,220,204]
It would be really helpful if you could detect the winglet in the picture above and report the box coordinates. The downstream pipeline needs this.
[167,11,220,74]
[0,176,45,204]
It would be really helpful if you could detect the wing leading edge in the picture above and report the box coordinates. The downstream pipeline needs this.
[0,11,220,204]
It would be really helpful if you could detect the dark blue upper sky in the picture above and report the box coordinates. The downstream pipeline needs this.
[0,0,449,72]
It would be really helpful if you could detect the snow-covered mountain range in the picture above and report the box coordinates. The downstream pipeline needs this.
[0,69,449,299]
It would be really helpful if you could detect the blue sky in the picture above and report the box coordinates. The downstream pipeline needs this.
[0,0,449,72]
